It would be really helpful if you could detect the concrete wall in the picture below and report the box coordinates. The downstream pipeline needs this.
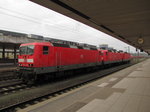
[0,35,44,44]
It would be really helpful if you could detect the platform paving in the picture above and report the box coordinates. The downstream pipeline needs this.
[18,59,150,112]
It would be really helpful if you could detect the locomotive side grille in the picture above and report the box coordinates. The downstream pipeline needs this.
[52,42,97,50]
[52,43,70,48]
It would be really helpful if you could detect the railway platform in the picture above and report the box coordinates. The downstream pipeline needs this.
[19,58,150,112]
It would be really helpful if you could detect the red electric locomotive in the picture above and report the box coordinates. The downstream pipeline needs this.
[18,41,103,83]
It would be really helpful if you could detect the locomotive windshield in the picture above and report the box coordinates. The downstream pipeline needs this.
[19,45,34,55]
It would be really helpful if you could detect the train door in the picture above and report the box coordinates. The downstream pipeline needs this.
[102,51,107,64]
[42,46,49,67]
[105,51,109,62]
[55,47,61,69]
[99,50,103,63]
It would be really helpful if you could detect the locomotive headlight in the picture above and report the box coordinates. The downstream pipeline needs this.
[18,59,24,62]
[27,59,34,63]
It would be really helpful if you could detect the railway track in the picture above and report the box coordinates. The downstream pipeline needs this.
[0,70,29,97]
[0,71,18,81]
[0,79,22,88]
[0,79,26,95]
[0,61,138,112]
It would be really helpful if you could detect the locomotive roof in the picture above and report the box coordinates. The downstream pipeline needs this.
[44,38,98,50]
[20,42,52,46]
[20,41,98,51]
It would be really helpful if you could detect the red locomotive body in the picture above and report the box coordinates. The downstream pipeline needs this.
[18,41,131,83]
[18,42,102,76]
[123,52,131,62]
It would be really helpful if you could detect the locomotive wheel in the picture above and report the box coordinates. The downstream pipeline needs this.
[22,73,36,85]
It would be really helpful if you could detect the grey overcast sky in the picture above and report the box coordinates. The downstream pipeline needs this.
[0,0,136,52]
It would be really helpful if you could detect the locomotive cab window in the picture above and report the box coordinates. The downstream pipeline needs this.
[43,46,49,54]
[19,45,34,55]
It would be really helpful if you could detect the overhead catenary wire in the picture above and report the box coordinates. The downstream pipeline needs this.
[0,6,83,36]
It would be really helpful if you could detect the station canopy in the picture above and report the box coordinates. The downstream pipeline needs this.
[31,0,150,54]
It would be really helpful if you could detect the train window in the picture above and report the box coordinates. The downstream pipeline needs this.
[43,46,49,54]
